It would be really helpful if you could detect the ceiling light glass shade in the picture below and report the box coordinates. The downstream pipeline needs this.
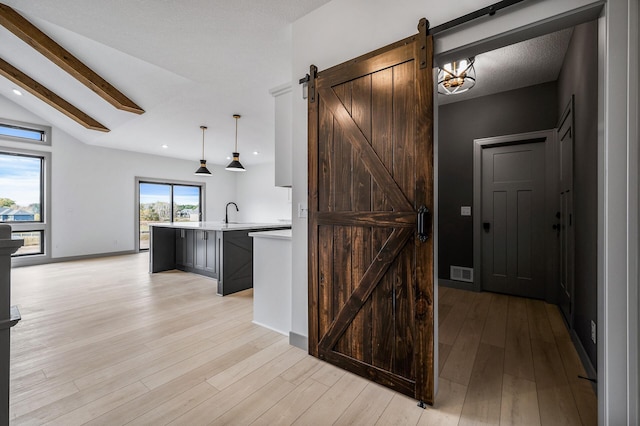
[226,114,246,172]
[225,152,245,172]
[438,57,476,95]
[194,125,212,176]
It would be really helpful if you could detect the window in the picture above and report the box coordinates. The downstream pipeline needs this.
[0,125,45,142]
[137,180,203,250]
[0,119,51,146]
[0,151,48,257]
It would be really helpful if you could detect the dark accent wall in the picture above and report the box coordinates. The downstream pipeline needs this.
[556,21,599,369]
[438,82,558,280]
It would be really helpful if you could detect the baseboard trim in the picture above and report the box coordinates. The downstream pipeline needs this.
[439,278,477,291]
[570,328,598,395]
[289,332,308,351]
[12,250,139,268]
[251,320,288,337]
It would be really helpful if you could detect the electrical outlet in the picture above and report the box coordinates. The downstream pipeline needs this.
[591,320,596,344]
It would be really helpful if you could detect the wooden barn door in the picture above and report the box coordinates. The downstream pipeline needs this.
[308,19,434,404]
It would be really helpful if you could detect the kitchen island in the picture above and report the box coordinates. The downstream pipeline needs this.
[149,222,290,295]
[249,229,291,336]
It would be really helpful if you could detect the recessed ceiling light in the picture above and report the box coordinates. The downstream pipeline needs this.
[226,156,231,160]
[12,88,22,96]
[253,151,259,155]
[161,144,168,149]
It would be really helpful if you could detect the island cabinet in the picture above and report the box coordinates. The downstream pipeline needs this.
[149,223,290,296]
[194,230,217,276]
[175,229,217,278]
[218,230,254,296]
[175,228,194,269]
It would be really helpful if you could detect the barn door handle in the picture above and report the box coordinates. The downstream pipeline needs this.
[417,205,429,242]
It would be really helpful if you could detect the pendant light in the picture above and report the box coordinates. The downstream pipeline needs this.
[438,57,476,95]
[225,114,246,172]
[194,125,212,176]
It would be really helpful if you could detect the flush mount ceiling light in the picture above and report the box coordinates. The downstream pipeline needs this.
[194,125,212,176]
[438,57,476,95]
[225,114,246,172]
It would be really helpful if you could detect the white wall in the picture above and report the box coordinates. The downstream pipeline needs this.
[50,133,237,258]
[236,162,291,224]
[0,96,236,259]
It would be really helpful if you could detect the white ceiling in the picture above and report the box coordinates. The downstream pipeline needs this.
[0,0,332,166]
[0,1,574,165]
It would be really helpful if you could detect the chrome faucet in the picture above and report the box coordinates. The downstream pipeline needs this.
[225,202,238,224]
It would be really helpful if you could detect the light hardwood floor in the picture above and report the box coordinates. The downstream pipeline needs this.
[9,253,597,425]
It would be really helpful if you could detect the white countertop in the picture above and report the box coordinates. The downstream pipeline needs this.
[248,229,292,240]
[149,221,291,232]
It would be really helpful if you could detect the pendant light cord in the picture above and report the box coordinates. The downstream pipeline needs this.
[234,116,239,152]
[200,125,207,159]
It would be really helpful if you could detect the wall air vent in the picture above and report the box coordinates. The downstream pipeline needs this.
[450,266,474,283]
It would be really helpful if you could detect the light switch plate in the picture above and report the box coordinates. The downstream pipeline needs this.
[298,203,308,218]
[461,206,472,216]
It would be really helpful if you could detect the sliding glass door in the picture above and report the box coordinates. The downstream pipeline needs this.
[172,185,201,222]
[138,181,202,250]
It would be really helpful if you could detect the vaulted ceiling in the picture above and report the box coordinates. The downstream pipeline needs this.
[0,0,332,166]
[0,1,573,166]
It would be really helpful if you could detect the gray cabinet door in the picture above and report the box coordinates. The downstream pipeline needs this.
[175,229,185,266]
[184,229,194,268]
[175,228,195,268]
[194,230,206,271]
[482,142,546,299]
[204,231,218,275]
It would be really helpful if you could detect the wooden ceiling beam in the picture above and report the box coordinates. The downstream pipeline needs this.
[0,3,144,114]
[0,57,110,132]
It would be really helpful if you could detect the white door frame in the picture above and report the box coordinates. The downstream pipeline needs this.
[598,1,639,423]
[473,129,558,300]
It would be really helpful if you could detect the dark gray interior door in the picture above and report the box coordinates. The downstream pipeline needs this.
[558,97,575,324]
[482,142,546,298]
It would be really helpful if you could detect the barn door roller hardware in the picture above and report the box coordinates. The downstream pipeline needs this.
[299,0,526,90]
[302,65,317,103]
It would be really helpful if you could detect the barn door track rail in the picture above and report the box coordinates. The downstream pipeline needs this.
[298,0,527,86]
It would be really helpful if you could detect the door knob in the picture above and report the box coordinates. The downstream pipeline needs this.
[483,222,491,232]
